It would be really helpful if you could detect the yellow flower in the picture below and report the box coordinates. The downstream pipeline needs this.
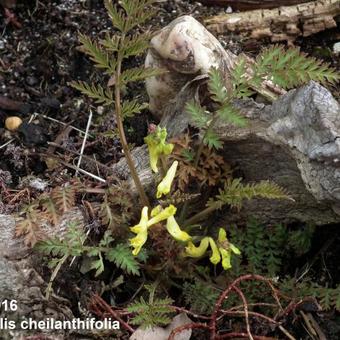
[166,216,191,242]
[217,228,241,270]
[129,205,177,256]
[209,238,221,265]
[151,205,162,217]
[130,230,148,256]
[147,205,177,226]
[156,161,178,198]
[144,126,174,173]
[185,237,209,258]
[129,207,149,256]
[219,248,232,269]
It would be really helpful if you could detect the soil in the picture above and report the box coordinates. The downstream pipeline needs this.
[0,0,339,339]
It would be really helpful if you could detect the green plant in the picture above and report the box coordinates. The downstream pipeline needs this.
[70,0,165,208]
[280,278,340,312]
[126,282,174,328]
[183,279,219,314]
[36,224,144,298]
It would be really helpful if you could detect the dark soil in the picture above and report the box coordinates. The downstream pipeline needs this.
[0,0,339,339]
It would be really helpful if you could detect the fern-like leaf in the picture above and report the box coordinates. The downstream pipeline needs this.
[89,252,105,277]
[106,244,140,275]
[120,0,155,17]
[183,279,219,314]
[203,129,223,150]
[104,0,127,32]
[100,33,120,52]
[40,196,59,226]
[209,178,291,210]
[78,33,116,74]
[120,67,166,85]
[51,186,76,214]
[185,100,209,129]
[255,45,339,88]
[217,103,247,127]
[121,100,148,119]
[15,203,42,247]
[208,67,229,104]
[231,57,254,98]
[120,33,152,59]
[70,81,114,106]
[127,296,174,328]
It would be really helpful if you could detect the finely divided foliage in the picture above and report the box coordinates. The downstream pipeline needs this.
[71,0,163,112]
[186,47,338,153]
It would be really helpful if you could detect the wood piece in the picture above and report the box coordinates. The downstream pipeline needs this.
[0,95,31,114]
[115,15,340,225]
[200,0,312,11]
[205,0,340,42]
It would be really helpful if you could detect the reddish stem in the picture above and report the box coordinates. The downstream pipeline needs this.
[168,322,210,340]
[89,294,135,334]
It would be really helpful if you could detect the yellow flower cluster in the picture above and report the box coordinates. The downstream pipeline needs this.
[130,160,190,255]
[144,126,174,173]
[130,126,241,270]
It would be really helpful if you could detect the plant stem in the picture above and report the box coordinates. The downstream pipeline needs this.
[193,115,218,168]
[114,52,150,209]
[184,201,221,226]
[180,115,219,222]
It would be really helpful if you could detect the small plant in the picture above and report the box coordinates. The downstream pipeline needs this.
[127,282,174,328]
[36,224,144,297]
[70,0,165,208]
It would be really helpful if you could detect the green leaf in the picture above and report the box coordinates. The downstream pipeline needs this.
[104,0,127,32]
[127,296,174,328]
[106,243,140,275]
[121,100,148,119]
[79,33,116,74]
[70,81,114,106]
[203,129,222,150]
[217,104,247,127]
[185,100,209,129]
[120,67,166,85]
[181,149,195,162]
[100,33,120,52]
[183,279,219,314]
[255,45,340,89]
[208,67,228,104]
[120,0,156,17]
[90,253,105,277]
[209,178,291,210]
[121,33,152,59]
[231,57,254,98]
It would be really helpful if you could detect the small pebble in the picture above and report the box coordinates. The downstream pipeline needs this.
[5,116,23,131]
[26,76,38,86]
[97,106,104,115]
[333,42,340,55]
